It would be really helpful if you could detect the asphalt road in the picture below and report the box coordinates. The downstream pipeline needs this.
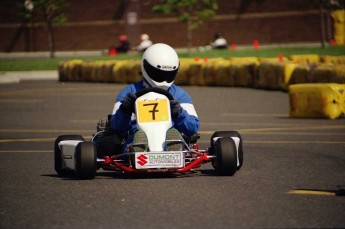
[0,80,344,229]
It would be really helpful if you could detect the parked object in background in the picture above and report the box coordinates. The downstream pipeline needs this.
[136,34,153,52]
[108,34,130,55]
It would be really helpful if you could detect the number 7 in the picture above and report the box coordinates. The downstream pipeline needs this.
[143,103,159,120]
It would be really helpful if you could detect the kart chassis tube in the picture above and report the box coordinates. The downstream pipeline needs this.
[101,151,212,173]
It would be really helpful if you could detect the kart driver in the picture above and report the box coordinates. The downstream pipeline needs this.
[110,43,199,152]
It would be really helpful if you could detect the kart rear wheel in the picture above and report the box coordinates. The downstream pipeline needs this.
[213,137,238,176]
[75,142,97,179]
[210,131,243,170]
[54,135,85,177]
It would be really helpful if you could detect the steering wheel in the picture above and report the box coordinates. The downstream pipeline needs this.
[135,87,174,100]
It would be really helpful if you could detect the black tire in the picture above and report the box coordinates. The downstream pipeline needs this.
[54,135,85,177]
[210,131,243,170]
[213,137,238,176]
[93,130,123,158]
[75,142,97,179]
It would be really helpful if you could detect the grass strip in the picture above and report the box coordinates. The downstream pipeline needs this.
[0,46,344,71]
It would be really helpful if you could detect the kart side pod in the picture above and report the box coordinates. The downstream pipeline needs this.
[58,140,83,170]
[54,135,97,179]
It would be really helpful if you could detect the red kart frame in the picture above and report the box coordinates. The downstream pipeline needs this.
[100,144,213,174]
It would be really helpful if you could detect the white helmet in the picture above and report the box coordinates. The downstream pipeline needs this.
[141,43,179,90]
[141,34,149,41]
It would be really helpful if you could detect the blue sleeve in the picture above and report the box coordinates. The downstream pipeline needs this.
[111,108,133,135]
[110,85,137,135]
[169,85,200,136]
[173,109,200,136]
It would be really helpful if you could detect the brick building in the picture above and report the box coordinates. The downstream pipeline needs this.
[0,0,325,52]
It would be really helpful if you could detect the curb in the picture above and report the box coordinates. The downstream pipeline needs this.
[0,70,58,84]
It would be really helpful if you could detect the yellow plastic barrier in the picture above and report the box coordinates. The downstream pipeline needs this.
[332,10,345,22]
[284,63,298,90]
[214,60,233,87]
[228,58,259,88]
[231,62,257,88]
[229,57,259,63]
[289,54,320,64]
[289,83,345,119]
[175,59,194,85]
[288,64,312,85]
[202,61,217,86]
[321,55,345,65]
[192,58,222,86]
[58,59,83,82]
[111,61,129,84]
[123,60,141,83]
[256,62,296,90]
[331,10,345,45]
[58,61,68,81]
[311,64,345,84]
[100,61,117,83]
[59,58,344,96]
[80,61,95,82]
[259,57,285,63]
[190,62,204,86]
[90,61,104,82]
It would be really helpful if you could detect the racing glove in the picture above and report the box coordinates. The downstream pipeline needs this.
[120,93,137,114]
[170,100,182,118]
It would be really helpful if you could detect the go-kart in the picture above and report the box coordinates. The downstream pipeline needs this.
[54,87,243,179]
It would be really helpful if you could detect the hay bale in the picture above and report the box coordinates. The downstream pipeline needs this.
[321,55,345,65]
[289,83,345,119]
[311,63,345,84]
[214,60,233,87]
[256,62,286,90]
[80,61,94,82]
[289,54,320,64]
[58,60,83,82]
[175,59,193,85]
[288,64,313,85]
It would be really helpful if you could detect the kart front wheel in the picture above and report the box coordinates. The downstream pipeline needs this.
[210,131,243,170]
[54,135,84,177]
[213,137,238,176]
[75,142,97,179]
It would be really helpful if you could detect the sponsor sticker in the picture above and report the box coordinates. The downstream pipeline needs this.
[135,152,184,169]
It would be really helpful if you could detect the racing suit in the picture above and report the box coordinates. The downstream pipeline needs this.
[111,80,199,142]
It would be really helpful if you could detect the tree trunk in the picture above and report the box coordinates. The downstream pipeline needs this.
[47,20,55,58]
[187,18,193,55]
[326,10,332,45]
[319,4,326,48]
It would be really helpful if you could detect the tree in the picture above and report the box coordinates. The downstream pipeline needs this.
[152,0,218,53]
[17,0,67,58]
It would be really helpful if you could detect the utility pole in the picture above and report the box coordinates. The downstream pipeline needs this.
[125,0,141,49]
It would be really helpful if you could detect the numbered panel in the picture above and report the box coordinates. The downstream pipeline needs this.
[136,99,170,123]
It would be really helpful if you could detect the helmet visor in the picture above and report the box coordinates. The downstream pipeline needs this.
[143,59,178,83]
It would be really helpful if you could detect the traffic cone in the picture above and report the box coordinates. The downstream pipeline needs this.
[108,49,117,56]
[278,53,284,62]
[253,39,259,50]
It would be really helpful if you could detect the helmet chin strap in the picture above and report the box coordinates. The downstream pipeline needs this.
[143,79,151,88]
[143,78,170,90]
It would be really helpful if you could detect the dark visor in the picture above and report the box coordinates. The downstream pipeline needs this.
[143,59,178,83]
